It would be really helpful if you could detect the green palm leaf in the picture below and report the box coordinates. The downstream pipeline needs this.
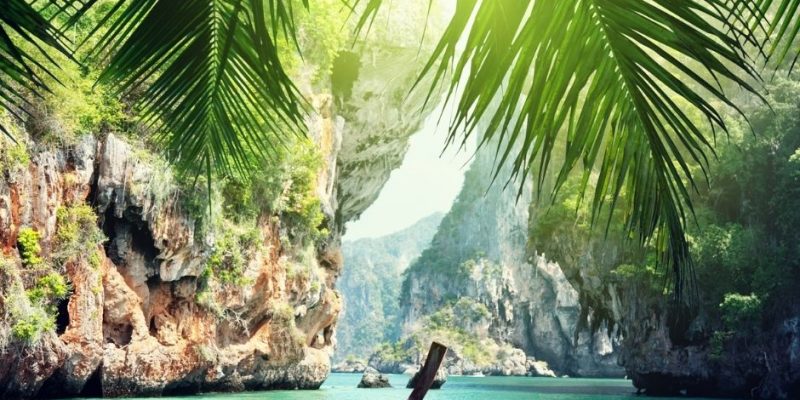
[346,0,383,36]
[757,0,800,68]
[0,0,76,138]
[87,0,306,177]
[0,0,781,304]
[366,0,762,303]
[35,0,99,26]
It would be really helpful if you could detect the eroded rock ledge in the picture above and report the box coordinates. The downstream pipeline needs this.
[0,134,341,398]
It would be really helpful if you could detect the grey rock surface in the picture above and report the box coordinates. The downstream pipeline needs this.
[357,367,392,388]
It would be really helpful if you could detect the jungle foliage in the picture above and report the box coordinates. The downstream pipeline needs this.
[527,76,800,353]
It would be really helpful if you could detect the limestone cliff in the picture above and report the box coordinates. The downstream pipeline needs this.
[396,146,623,377]
[0,2,447,396]
[522,78,800,398]
[0,132,341,398]
[332,45,437,227]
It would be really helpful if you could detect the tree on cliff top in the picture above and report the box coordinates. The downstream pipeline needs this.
[2,0,800,303]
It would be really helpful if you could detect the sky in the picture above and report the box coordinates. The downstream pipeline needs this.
[343,104,474,240]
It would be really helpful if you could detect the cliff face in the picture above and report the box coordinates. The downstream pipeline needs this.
[397,147,623,377]
[0,132,341,398]
[0,0,448,396]
[509,78,800,398]
[0,41,439,399]
[332,45,437,227]
[335,213,443,361]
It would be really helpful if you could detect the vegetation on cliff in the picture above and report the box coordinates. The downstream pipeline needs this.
[534,75,800,334]
[372,298,500,369]
[519,75,800,395]
[0,201,107,347]
[0,1,349,356]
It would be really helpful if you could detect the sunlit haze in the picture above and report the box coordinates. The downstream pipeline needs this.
[343,104,473,240]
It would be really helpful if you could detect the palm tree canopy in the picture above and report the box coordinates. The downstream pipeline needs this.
[0,0,77,137]
[393,0,763,303]
[88,0,309,178]
[3,0,800,302]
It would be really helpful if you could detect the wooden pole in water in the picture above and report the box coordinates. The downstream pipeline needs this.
[407,342,448,400]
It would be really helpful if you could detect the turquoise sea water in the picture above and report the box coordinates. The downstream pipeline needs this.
[95,373,725,400]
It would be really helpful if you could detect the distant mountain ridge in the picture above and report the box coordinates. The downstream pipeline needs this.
[335,212,444,361]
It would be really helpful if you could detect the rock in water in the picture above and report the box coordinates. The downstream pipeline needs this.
[332,359,367,373]
[527,359,557,377]
[406,366,447,389]
[357,367,392,388]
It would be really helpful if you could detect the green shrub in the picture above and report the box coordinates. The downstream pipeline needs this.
[17,227,43,267]
[11,311,55,344]
[27,273,69,305]
[203,224,259,286]
[611,260,666,296]
[184,135,326,252]
[221,138,327,245]
[709,330,733,361]
[0,113,27,169]
[425,298,490,329]
[263,138,326,244]
[195,282,223,318]
[453,298,491,323]
[195,223,260,316]
[404,299,495,367]
[5,282,57,345]
[54,204,106,263]
[271,301,306,349]
[272,301,296,323]
[461,339,492,366]
[0,137,30,175]
[293,0,349,84]
[89,250,103,270]
[719,293,762,329]
[221,178,257,221]
[374,340,414,363]
[427,308,455,330]
[19,47,124,145]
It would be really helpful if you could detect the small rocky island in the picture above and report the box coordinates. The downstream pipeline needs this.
[406,367,447,390]
[357,367,392,389]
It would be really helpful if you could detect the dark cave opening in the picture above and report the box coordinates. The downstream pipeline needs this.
[105,323,133,347]
[162,377,201,396]
[55,297,70,335]
[149,316,157,337]
[100,204,161,272]
[80,365,103,397]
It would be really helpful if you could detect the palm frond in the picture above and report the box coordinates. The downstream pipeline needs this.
[757,0,800,69]
[33,0,99,26]
[87,0,307,177]
[0,0,76,138]
[389,0,761,303]
[345,0,383,37]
